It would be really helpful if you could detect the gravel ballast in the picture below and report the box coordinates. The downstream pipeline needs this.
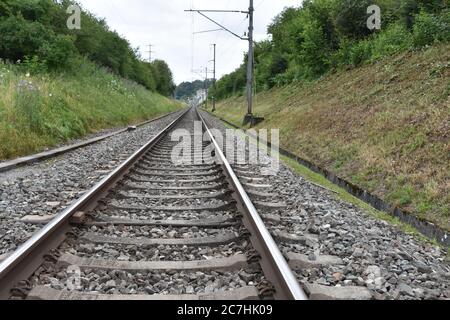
[77,225,241,240]
[90,209,237,222]
[3,108,448,301]
[61,238,251,262]
[200,110,450,300]
[30,266,263,295]
[0,110,184,255]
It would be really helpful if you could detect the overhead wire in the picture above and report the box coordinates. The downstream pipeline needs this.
[109,0,148,60]
[190,0,195,81]
[216,1,265,108]
[191,1,253,82]
[216,15,248,60]
[213,0,232,44]
[210,0,232,77]
[255,0,267,10]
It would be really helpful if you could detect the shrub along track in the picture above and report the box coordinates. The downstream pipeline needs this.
[0,108,306,300]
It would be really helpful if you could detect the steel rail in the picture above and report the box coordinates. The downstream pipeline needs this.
[196,109,308,300]
[0,108,190,299]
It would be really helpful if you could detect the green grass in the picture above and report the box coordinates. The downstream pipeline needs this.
[0,58,182,160]
[387,184,415,207]
[212,43,450,232]
[222,120,440,246]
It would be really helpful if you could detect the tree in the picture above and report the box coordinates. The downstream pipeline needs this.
[0,15,75,69]
[334,0,373,39]
[175,80,208,100]
[152,60,175,97]
[0,0,176,92]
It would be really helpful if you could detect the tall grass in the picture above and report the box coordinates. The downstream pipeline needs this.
[0,58,182,160]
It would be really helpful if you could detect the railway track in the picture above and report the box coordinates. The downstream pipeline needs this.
[0,107,307,300]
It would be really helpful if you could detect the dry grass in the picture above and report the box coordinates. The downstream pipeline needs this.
[213,43,450,231]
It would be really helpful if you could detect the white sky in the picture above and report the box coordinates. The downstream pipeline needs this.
[76,0,302,84]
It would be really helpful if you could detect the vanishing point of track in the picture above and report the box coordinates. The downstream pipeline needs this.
[0,108,307,300]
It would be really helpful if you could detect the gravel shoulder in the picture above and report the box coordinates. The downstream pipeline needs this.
[200,110,450,300]
[0,110,185,255]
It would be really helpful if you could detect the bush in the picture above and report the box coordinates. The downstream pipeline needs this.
[371,23,413,60]
[349,40,373,66]
[270,55,289,82]
[413,10,450,47]
[334,0,373,39]
[40,34,76,70]
[22,55,48,74]
[215,0,450,98]
[298,18,332,78]
[331,38,355,67]
[0,0,175,96]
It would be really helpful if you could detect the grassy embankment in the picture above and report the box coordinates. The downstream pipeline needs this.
[212,43,450,232]
[0,59,182,160]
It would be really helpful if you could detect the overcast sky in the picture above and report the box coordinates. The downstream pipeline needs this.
[76,0,302,84]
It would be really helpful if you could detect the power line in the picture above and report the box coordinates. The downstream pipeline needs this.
[209,1,248,63]
[214,0,232,44]
[186,10,248,40]
[216,1,265,76]
[194,29,223,34]
[185,1,256,121]
[189,1,235,82]
[216,16,249,60]
[255,0,267,9]
[191,0,231,84]
[190,0,195,81]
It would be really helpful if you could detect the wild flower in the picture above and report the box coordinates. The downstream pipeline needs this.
[18,79,37,92]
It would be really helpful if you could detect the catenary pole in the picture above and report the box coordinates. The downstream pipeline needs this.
[212,44,216,112]
[246,0,254,117]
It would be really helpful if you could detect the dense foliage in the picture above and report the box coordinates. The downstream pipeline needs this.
[0,58,181,159]
[174,79,210,100]
[0,0,175,96]
[213,0,449,100]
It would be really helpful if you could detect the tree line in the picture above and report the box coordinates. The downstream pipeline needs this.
[174,79,211,100]
[0,0,175,96]
[213,0,449,100]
